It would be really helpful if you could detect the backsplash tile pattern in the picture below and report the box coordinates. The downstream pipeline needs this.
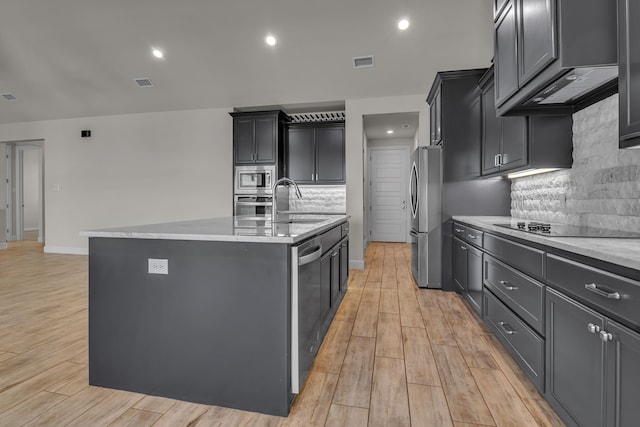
[288,185,346,213]
[511,94,640,231]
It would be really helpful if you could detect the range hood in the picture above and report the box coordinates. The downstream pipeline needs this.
[524,67,618,106]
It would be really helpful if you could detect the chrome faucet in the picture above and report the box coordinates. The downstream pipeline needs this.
[272,177,302,222]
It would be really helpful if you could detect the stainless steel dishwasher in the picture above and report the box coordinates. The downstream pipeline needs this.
[291,237,322,393]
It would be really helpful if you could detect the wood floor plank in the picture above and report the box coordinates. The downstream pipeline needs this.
[282,371,338,427]
[452,324,499,370]
[333,289,362,322]
[522,398,566,427]
[369,356,410,427]
[469,367,539,427]
[151,400,210,427]
[352,301,379,338]
[23,386,113,426]
[132,395,178,414]
[431,345,495,425]
[361,288,381,304]
[324,404,368,427]
[398,290,424,328]
[108,408,163,426]
[375,312,404,359]
[407,384,453,427]
[313,320,353,375]
[66,389,144,426]
[402,327,440,386]
[0,391,67,426]
[332,337,375,408]
[421,305,457,346]
[379,289,399,314]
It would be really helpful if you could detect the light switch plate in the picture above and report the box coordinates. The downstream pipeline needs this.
[148,258,168,275]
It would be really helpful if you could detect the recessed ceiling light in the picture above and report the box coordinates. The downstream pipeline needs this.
[265,35,277,46]
[152,48,164,59]
[398,19,410,30]
[386,130,394,134]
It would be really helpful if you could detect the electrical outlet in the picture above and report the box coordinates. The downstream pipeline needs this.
[148,258,168,275]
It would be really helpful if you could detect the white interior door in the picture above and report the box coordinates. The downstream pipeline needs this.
[369,147,409,242]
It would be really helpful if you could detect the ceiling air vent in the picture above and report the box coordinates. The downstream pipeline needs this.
[134,78,154,88]
[353,55,374,69]
[1,93,17,101]
[289,111,345,124]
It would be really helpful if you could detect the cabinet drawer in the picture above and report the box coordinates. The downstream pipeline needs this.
[320,226,342,256]
[484,233,544,278]
[453,223,483,247]
[484,289,544,391]
[484,254,545,335]
[341,222,349,237]
[546,254,640,329]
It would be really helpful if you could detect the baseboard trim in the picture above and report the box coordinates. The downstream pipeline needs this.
[44,246,88,255]
[0,243,7,250]
[349,260,365,270]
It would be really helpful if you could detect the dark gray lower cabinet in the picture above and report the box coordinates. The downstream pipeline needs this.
[606,320,640,427]
[546,287,640,427]
[546,288,606,427]
[453,237,468,294]
[320,250,332,335]
[453,237,482,315]
[340,238,349,293]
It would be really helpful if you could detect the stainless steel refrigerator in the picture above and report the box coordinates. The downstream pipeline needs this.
[409,146,442,289]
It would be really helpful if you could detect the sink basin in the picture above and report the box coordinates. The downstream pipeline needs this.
[272,218,326,224]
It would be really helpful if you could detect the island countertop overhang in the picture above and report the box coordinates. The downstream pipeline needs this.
[80,214,349,244]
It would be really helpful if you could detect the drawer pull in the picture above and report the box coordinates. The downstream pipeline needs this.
[499,280,518,291]
[599,330,613,342]
[584,283,621,300]
[587,323,601,334]
[467,234,477,239]
[460,245,467,251]
[498,321,517,335]
[455,228,464,233]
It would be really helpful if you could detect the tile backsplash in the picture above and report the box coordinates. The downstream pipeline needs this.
[288,185,346,213]
[511,94,640,231]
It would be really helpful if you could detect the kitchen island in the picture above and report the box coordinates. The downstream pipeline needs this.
[81,214,348,417]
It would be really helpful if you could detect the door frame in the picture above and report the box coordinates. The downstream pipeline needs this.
[367,146,411,243]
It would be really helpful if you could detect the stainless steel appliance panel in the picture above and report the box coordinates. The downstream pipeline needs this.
[234,195,273,219]
[234,165,275,195]
[410,226,442,289]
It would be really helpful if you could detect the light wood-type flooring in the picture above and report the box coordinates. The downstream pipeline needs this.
[0,240,565,426]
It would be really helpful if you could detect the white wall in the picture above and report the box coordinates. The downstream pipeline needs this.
[0,108,233,253]
[345,95,430,267]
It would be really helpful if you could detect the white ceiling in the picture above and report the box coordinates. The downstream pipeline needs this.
[364,112,419,140]
[0,0,494,124]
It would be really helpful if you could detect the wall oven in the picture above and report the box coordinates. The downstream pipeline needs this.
[234,195,273,219]
[234,165,275,195]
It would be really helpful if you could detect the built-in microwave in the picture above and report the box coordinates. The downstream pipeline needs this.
[234,165,275,195]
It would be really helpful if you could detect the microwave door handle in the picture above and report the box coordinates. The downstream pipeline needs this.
[235,202,273,206]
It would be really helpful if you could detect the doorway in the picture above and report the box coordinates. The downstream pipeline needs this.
[363,112,419,244]
[2,141,45,243]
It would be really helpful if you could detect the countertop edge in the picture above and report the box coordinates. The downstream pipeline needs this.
[453,216,640,272]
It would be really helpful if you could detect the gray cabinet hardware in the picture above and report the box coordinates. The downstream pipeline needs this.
[584,283,621,300]
[587,323,601,334]
[498,321,516,335]
[599,330,613,342]
[499,280,518,291]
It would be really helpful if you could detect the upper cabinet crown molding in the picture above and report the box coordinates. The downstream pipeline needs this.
[494,0,618,117]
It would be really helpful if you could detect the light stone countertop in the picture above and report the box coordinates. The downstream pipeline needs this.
[453,216,640,272]
[80,214,348,244]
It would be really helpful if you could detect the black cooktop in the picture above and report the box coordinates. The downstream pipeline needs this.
[493,221,640,238]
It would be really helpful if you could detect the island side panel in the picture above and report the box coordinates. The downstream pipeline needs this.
[88,237,291,416]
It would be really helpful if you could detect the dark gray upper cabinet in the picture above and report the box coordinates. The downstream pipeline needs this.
[517,0,556,86]
[430,87,442,145]
[619,0,640,149]
[286,123,345,185]
[479,68,572,176]
[231,111,289,166]
[287,127,315,184]
[494,0,617,116]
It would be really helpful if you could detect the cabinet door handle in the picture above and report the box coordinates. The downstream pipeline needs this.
[467,234,477,239]
[460,245,467,251]
[455,228,464,233]
[499,280,518,291]
[584,283,621,300]
[587,323,601,334]
[498,321,516,335]
[600,330,613,342]
[331,252,339,257]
